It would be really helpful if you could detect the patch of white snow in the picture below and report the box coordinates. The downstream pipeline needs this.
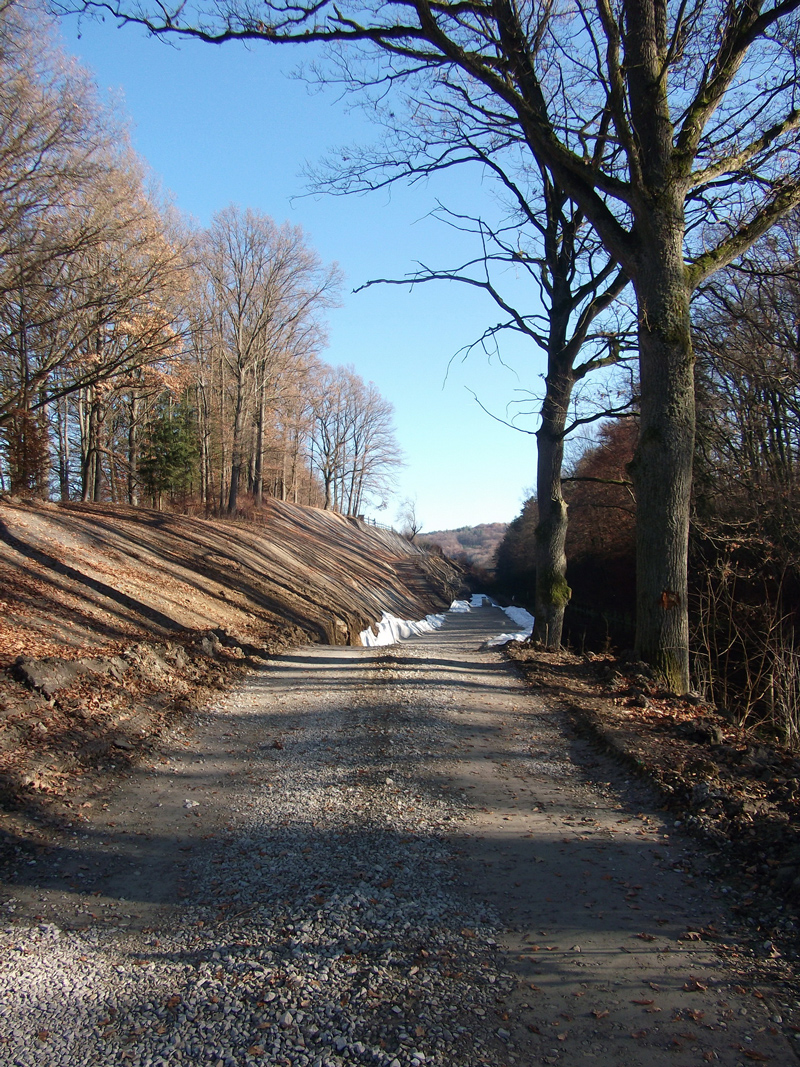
[484,630,531,648]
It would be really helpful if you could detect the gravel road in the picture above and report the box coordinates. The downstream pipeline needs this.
[1,603,797,1067]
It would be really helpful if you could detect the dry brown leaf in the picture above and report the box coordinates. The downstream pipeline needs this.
[682,978,707,992]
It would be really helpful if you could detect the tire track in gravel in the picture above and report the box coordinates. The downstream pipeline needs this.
[0,603,797,1067]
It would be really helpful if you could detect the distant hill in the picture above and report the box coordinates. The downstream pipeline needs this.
[420,522,508,573]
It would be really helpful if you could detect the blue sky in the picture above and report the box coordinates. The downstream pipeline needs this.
[58,13,545,531]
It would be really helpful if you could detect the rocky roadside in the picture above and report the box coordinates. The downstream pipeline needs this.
[0,628,299,839]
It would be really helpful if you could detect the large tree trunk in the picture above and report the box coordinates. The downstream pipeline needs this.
[533,369,572,647]
[629,210,694,693]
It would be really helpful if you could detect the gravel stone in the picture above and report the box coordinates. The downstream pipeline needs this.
[0,626,514,1066]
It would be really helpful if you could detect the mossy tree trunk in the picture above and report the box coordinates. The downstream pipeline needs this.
[629,203,695,691]
[532,311,573,648]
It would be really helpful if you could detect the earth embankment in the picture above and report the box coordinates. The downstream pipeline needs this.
[0,498,462,807]
[0,498,461,659]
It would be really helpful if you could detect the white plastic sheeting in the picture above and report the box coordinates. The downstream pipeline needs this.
[501,605,535,631]
[359,611,446,647]
[470,595,536,646]
[448,599,472,613]
[358,594,536,649]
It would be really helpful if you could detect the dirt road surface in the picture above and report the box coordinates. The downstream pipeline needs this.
[1,604,796,1067]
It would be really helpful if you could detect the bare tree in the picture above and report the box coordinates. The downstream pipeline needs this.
[396,495,422,541]
[0,5,193,496]
[309,364,402,514]
[64,0,800,690]
[693,217,800,533]
[202,205,340,514]
[344,151,633,646]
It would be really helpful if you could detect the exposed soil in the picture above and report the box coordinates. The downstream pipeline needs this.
[0,497,461,822]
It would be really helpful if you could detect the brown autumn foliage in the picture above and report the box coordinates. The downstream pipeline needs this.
[564,421,637,563]
[562,420,638,649]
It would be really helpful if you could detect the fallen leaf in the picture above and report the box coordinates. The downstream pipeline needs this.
[631,1028,649,1038]
[742,1052,770,1062]
[591,1009,609,1019]
[632,998,654,1006]
[682,978,707,992]
[636,932,656,941]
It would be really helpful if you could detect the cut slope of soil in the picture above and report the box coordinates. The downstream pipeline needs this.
[0,498,461,659]
[0,498,462,814]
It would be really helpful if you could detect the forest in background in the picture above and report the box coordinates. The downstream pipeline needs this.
[0,5,402,519]
[420,523,507,575]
